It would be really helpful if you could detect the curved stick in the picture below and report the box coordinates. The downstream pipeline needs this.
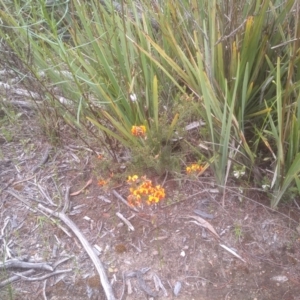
[38,204,116,300]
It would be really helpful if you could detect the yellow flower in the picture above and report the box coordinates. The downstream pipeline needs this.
[147,195,159,204]
[186,163,203,174]
[127,175,139,183]
[131,125,146,137]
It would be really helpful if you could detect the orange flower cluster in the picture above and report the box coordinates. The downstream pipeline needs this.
[127,175,165,207]
[186,163,203,174]
[131,125,146,137]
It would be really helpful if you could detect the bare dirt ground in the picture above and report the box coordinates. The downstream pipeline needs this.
[1,84,300,300]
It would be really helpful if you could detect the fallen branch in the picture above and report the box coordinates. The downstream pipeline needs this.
[15,269,72,281]
[0,269,36,288]
[38,204,116,300]
[0,259,53,272]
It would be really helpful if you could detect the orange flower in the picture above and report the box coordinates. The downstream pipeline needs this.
[131,125,146,137]
[127,194,142,207]
[98,179,108,186]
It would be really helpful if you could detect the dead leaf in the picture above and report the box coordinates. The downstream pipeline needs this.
[219,244,246,263]
[187,215,220,239]
[70,179,92,196]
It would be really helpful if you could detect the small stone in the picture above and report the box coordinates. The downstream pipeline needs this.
[271,275,288,283]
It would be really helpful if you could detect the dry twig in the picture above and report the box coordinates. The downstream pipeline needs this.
[5,189,37,213]
[62,186,71,213]
[116,212,135,231]
[126,268,157,297]
[112,190,139,212]
[70,179,92,196]
[219,244,246,263]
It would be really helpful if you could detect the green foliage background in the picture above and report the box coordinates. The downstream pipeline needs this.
[0,0,300,207]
